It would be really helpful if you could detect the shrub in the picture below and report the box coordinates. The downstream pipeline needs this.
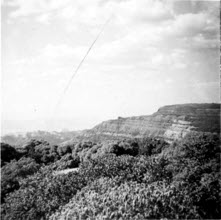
[53,153,80,170]
[71,141,97,162]
[50,178,199,220]
[1,167,86,220]
[1,157,40,203]
[162,132,221,219]
[179,132,220,164]
[79,154,148,183]
[138,137,169,156]
[79,154,171,184]
[1,143,21,166]
[22,139,61,164]
[2,132,220,219]
[57,145,72,156]
[109,140,139,156]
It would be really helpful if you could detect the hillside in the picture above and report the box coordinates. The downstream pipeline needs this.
[1,130,81,147]
[1,132,220,219]
[1,104,220,219]
[82,103,220,142]
[2,103,220,146]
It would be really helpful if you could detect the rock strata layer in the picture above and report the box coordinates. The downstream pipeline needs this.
[83,103,220,141]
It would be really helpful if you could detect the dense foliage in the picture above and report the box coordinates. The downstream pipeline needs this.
[1,157,40,202]
[50,178,199,220]
[1,132,220,219]
[2,167,86,220]
[163,133,221,219]
[1,143,22,166]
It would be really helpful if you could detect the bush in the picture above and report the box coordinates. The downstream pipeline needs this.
[53,153,80,170]
[179,132,220,164]
[71,141,97,162]
[57,145,72,156]
[79,154,150,183]
[1,143,21,166]
[50,178,199,220]
[1,157,40,203]
[162,132,221,219]
[2,132,220,219]
[138,137,169,156]
[2,167,86,220]
[79,153,172,184]
[22,139,60,164]
[109,140,139,156]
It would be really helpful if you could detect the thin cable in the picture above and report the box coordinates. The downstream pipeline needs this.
[54,16,112,112]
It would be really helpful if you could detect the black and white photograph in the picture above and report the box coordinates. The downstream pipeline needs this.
[1,0,220,219]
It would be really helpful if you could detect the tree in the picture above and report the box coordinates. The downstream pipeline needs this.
[1,143,21,166]
[1,157,40,202]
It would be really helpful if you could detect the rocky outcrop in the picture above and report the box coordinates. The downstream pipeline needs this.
[83,103,220,141]
[2,103,220,145]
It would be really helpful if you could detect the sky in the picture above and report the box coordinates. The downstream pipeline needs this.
[1,0,220,134]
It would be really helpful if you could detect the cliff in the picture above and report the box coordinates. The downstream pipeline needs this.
[83,103,220,141]
[2,103,220,146]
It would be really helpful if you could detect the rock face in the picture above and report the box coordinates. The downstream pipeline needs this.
[83,103,220,141]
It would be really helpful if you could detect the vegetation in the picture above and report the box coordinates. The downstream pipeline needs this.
[50,178,199,220]
[1,157,40,203]
[1,132,220,219]
[2,167,86,220]
[1,143,22,166]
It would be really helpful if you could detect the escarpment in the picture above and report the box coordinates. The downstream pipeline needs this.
[83,103,220,141]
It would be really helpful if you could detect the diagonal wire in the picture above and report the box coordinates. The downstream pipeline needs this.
[54,16,112,112]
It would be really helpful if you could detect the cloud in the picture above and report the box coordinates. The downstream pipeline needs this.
[107,0,174,25]
[190,34,219,49]
[2,0,219,129]
[158,11,219,51]
[3,0,219,51]
[40,44,76,58]
[3,0,174,27]
[35,13,51,24]
[5,0,218,75]
[11,43,87,68]
[6,0,49,17]
[173,13,209,37]
[3,0,69,17]
[191,81,220,88]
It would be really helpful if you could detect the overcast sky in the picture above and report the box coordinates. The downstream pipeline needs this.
[1,0,220,134]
